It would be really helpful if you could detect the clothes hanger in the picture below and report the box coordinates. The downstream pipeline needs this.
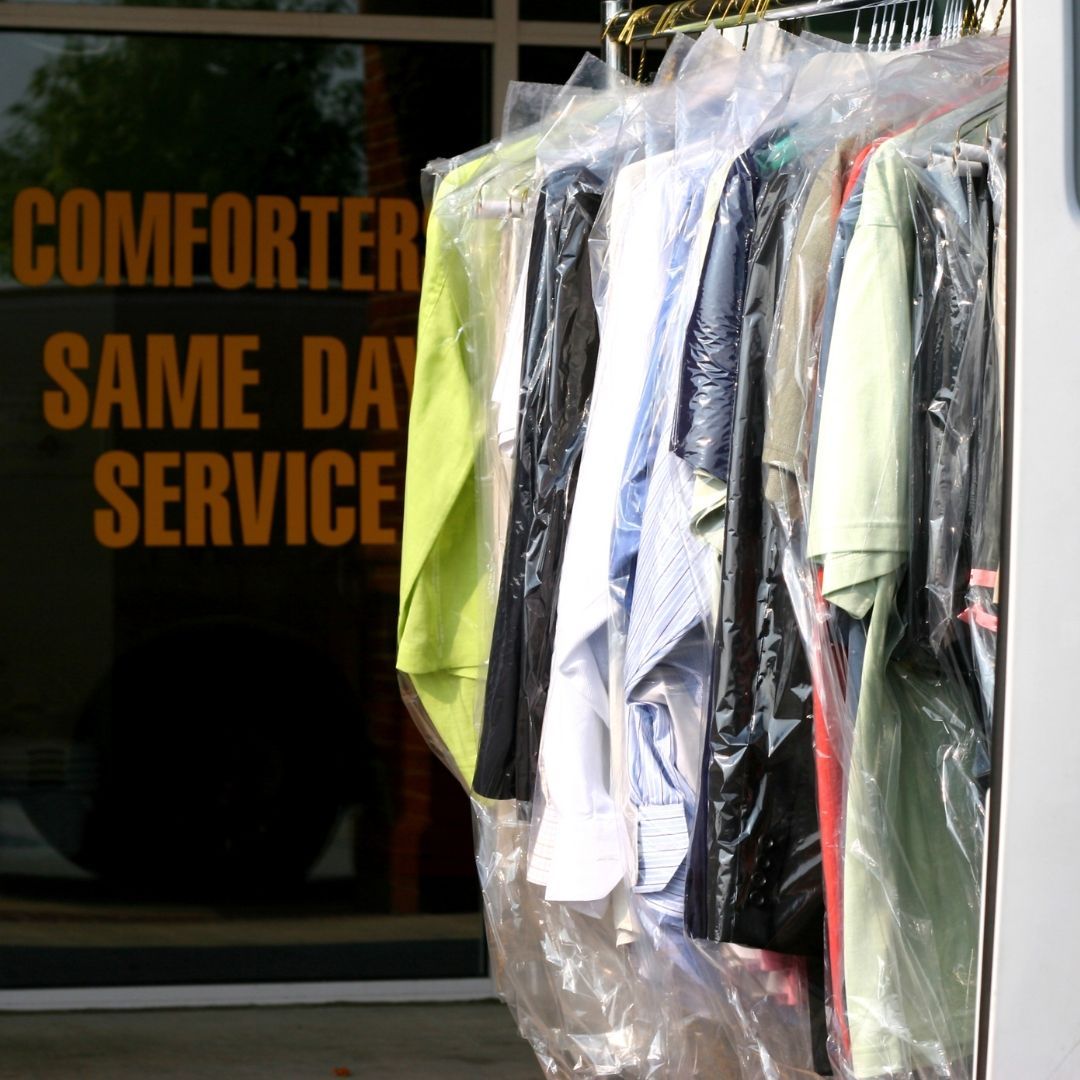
[734,0,756,49]
[874,4,886,50]
[656,1,693,34]
[867,4,881,49]
[948,0,963,40]
[875,4,889,50]
[900,0,914,47]
[617,4,663,80]
[888,2,902,50]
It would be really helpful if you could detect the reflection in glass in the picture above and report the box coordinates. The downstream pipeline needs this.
[520,0,595,21]
[0,31,488,987]
[518,44,597,86]
[4,0,491,13]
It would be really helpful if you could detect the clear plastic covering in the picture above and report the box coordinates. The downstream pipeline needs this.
[399,23,1010,1080]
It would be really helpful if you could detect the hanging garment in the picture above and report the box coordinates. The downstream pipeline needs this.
[809,127,994,1078]
[685,132,825,959]
[527,154,676,906]
[760,143,849,1052]
[905,160,993,663]
[474,165,604,801]
[399,29,1010,1080]
[963,144,1006,732]
[623,397,717,923]
[398,152,501,785]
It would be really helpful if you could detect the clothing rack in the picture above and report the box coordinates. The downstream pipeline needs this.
[600,0,984,74]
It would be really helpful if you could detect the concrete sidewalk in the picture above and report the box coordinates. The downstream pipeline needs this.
[0,1002,543,1079]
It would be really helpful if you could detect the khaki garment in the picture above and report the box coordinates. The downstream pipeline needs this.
[809,139,982,1078]
[762,145,846,517]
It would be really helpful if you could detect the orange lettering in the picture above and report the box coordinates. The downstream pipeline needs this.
[395,336,416,401]
[91,335,142,429]
[255,196,298,289]
[378,198,420,291]
[143,452,183,546]
[302,336,348,429]
[222,335,261,429]
[300,196,337,290]
[310,450,356,546]
[210,193,253,290]
[58,189,101,286]
[94,451,140,548]
[173,193,208,287]
[341,197,375,290]
[233,451,280,546]
[359,450,397,545]
[104,192,171,286]
[349,337,398,430]
[12,188,55,286]
[184,452,233,546]
[146,335,220,429]
[42,331,90,430]
[285,451,307,545]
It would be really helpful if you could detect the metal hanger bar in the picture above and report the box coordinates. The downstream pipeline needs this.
[606,0,901,44]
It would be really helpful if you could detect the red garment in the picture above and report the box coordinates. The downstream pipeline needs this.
[809,572,851,1060]
[806,142,878,1063]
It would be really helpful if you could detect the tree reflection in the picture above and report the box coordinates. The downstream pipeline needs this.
[0,34,367,281]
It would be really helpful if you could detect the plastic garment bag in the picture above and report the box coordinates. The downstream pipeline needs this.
[398,64,621,788]
[684,132,825,961]
[797,85,1006,1077]
[399,26,1010,1080]
[473,164,605,801]
[473,55,663,803]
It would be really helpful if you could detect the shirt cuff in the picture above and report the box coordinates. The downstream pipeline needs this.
[634,802,690,894]
[690,472,728,553]
[527,805,625,904]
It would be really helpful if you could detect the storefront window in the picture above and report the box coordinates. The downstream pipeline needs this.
[519,0,594,20]
[5,0,491,13]
[0,30,489,988]
[518,44,598,83]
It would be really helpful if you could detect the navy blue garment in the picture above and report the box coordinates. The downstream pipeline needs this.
[671,153,757,480]
[684,137,830,1077]
[474,166,603,801]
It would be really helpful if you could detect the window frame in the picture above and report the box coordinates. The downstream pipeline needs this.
[0,0,600,125]
[0,0,598,1010]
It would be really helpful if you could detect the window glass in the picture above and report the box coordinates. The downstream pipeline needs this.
[360,0,490,12]
[0,31,489,988]
[6,0,490,14]
[520,0,595,20]
[518,44,598,85]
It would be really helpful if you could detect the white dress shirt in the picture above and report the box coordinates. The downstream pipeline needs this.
[527,152,679,906]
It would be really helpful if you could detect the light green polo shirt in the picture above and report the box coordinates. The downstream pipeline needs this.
[808,139,980,1078]
[397,153,496,787]
[808,140,912,617]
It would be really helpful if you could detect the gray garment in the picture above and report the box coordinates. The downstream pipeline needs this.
[807,166,867,493]
[762,145,845,515]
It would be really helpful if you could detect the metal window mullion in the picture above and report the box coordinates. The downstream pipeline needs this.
[0,5,498,40]
[0,978,498,1011]
[491,0,518,139]
[518,19,599,46]
[0,4,599,46]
